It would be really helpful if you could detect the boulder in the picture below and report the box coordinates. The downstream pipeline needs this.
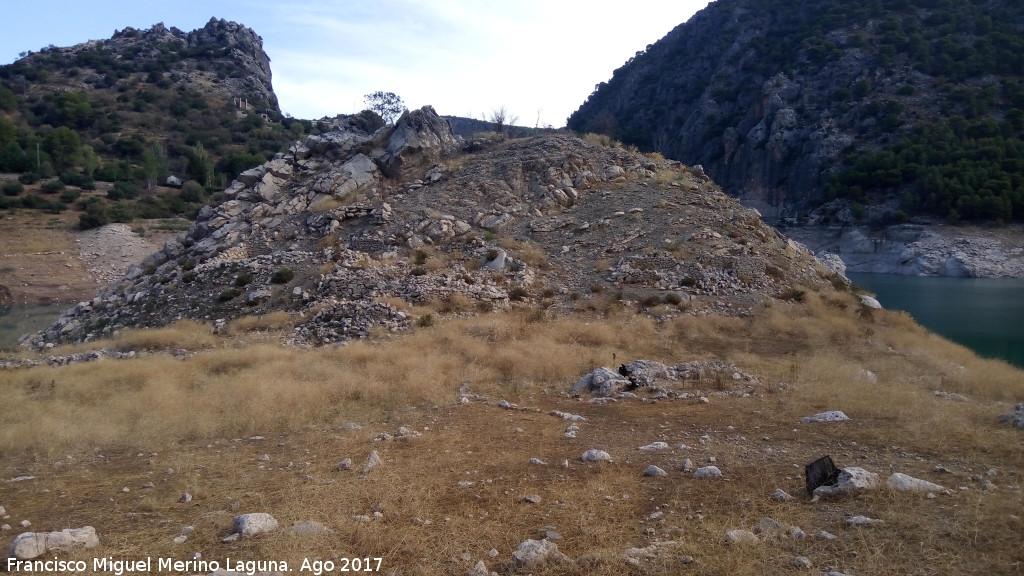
[233,513,278,537]
[571,367,631,396]
[693,465,723,478]
[7,527,99,559]
[378,106,459,179]
[886,472,945,493]
[643,465,668,477]
[581,449,612,462]
[812,467,879,499]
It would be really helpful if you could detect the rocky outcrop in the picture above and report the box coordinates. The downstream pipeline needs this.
[27,105,840,349]
[784,224,1024,278]
[7,526,99,560]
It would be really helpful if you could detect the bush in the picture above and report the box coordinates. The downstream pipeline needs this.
[218,288,241,302]
[2,181,23,196]
[178,180,206,203]
[59,171,93,188]
[416,314,435,328]
[59,189,81,203]
[107,180,140,200]
[18,172,39,185]
[40,179,65,194]
[270,268,295,284]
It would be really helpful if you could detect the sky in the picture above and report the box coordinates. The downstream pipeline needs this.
[0,1,712,128]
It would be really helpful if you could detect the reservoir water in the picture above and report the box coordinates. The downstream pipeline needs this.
[847,273,1024,368]
[0,302,69,351]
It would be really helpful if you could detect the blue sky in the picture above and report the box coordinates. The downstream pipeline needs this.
[1,0,711,127]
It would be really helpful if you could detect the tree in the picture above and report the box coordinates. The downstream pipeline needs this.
[488,106,519,137]
[364,91,406,124]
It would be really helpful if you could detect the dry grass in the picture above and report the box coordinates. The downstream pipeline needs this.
[227,311,296,335]
[1,297,1022,575]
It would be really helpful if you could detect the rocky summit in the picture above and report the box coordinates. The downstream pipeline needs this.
[30,106,838,348]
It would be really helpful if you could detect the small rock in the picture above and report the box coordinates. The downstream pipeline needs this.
[813,467,879,499]
[801,410,850,423]
[725,529,759,544]
[511,539,571,569]
[1,525,9,531]
[258,454,270,462]
[522,494,542,504]
[693,466,722,478]
[178,492,192,503]
[789,526,807,539]
[638,442,669,451]
[581,449,612,462]
[172,535,187,544]
[221,533,239,543]
[467,560,493,576]
[233,512,278,537]
[771,488,793,502]
[529,458,547,465]
[681,458,694,472]
[817,530,838,540]
[289,521,331,535]
[755,517,782,534]
[794,556,812,568]
[643,465,668,477]
[846,515,884,526]
[20,520,31,528]
[362,450,383,473]
[887,472,945,493]
[337,458,352,471]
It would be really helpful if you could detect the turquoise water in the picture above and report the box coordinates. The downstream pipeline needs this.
[847,273,1024,368]
[0,303,69,350]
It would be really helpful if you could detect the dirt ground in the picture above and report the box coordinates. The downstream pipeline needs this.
[0,211,180,305]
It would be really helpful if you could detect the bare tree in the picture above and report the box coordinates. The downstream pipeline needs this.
[364,91,406,124]
[488,105,519,137]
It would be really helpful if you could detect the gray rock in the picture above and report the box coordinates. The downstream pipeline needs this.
[794,556,812,568]
[7,527,99,560]
[771,488,793,502]
[813,467,879,499]
[233,513,278,537]
[693,465,722,478]
[289,521,331,535]
[755,517,782,534]
[725,529,759,544]
[581,449,612,462]
[511,539,571,569]
[570,367,631,396]
[643,465,668,477]
[362,450,383,473]
[859,295,883,309]
[999,402,1024,429]
[638,441,670,451]
[337,458,352,471]
[801,410,850,423]
[886,472,945,493]
[846,515,884,526]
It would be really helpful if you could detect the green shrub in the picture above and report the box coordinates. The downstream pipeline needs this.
[416,314,435,328]
[18,172,39,185]
[218,288,241,302]
[40,179,65,194]
[270,268,295,284]
[234,273,253,287]
[1,181,23,196]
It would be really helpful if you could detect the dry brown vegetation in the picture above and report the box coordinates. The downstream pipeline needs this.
[1,289,1022,575]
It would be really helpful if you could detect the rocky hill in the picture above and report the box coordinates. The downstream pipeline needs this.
[28,106,839,348]
[567,0,1024,224]
[0,19,308,227]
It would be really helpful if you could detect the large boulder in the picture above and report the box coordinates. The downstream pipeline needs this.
[570,367,631,396]
[7,527,99,559]
[376,106,459,178]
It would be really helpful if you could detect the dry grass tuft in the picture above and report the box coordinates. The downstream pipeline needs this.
[112,319,219,351]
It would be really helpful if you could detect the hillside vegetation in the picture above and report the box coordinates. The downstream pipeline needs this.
[568,0,1024,223]
[0,19,312,228]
